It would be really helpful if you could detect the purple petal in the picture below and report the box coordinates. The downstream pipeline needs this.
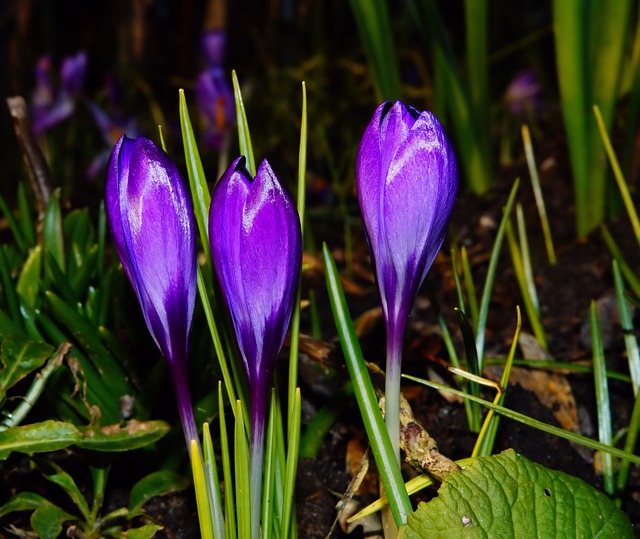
[105,135,196,366]
[202,29,226,66]
[356,101,458,325]
[60,51,87,96]
[209,157,302,392]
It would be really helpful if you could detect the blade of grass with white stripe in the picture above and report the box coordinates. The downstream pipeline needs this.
[218,384,237,539]
[476,179,520,370]
[281,388,301,539]
[261,390,278,539]
[234,400,251,538]
[402,374,640,464]
[202,423,225,538]
[322,243,412,527]
[505,214,547,350]
[521,125,556,265]
[591,301,615,495]
[613,260,640,395]
[451,247,468,319]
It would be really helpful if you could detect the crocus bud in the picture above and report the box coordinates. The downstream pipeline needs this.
[209,156,301,536]
[105,135,198,447]
[210,156,301,410]
[356,100,457,461]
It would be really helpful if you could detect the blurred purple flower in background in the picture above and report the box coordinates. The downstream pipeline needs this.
[195,30,235,150]
[504,69,543,115]
[356,100,458,461]
[86,76,140,179]
[105,135,199,449]
[31,51,87,136]
[209,156,301,536]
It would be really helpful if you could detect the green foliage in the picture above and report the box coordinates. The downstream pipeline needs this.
[400,450,633,538]
[0,458,177,538]
[0,419,169,459]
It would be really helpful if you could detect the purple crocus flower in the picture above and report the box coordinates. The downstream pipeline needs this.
[105,135,198,449]
[356,100,458,461]
[504,69,542,115]
[31,51,87,136]
[196,30,235,150]
[209,156,301,536]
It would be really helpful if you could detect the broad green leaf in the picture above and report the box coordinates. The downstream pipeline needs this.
[129,470,190,513]
[39,460,90,520]
[77,420,170,452]
[0,491,49,518]
[16,246,43,309]
[0,420,81,460]
[31,503,74,539]
[400,449,633,538]
[0,334,53,397]
[124,525,164,539]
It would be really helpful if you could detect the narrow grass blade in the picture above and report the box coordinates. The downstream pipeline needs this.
[42,190,65,274]
[455,308,480,432]
[612,261,640,395]
[17,182,36,248]
[460,246,479,327]
[288,82,307,433]
[323,243,411,526]
[262,390,278,539]
[594,105,640,249]
[347,0,402,101]
[424,280,460,369]
[505,215,547,350]
[231,71,255,176]
[473,307,521,457]
[234,400,251,539]
[601,225,640,299]
[402,374,640,464]
[407,0,492,194]
[521,125,556,265]
[218,384,236,539]
[616,388,640,499]
[450,247,468,318]
[591,301,615,495]
[203,423,225,539]
[179,89,212,258]
[0,193,26,253]
[0,246,21,323]
[281,388,301,539]
[476,179,520,370]
[191,440,215,539]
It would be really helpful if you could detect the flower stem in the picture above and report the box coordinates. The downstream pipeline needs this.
[250,387,268,539]
[385,320,404,466]
[170,362,200,454]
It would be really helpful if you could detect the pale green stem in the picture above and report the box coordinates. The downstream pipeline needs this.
[385,319,405,466]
